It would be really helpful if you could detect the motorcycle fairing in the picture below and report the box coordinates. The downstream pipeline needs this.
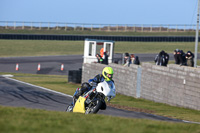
[73,96,86,113]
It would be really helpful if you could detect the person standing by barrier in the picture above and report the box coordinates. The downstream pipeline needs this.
[102,51,108,65]
[100,48,104,58]
[155,50,169,66]
[130,54,135,64]
[186,51,194,67]
[133,56,140,65]
[174,49,180,64]
[96,54,103,64]
[180,50,187,66]
[123,53,131,67]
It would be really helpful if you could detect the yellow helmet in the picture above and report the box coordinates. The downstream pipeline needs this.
[102,67,114,81]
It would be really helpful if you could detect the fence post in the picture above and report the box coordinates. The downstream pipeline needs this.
[14,22,16,30]
[150,25,152,32]
[91,24,93,31]
[30,22,32,30]
[160,25,162,32]
[125,24,127,32]
[48,23,50,30]
[57,23,59,30]
[141,24,143,32]
[22,22,24,30]
[99,24,101,31]
[133,24,135,32]
[167,24,169,32]
[65,24,67,31]
[74,24,76,31]
[176,24,178,32]
[82,24,84,31]
[184,25,186,32]
[39,22,41,30]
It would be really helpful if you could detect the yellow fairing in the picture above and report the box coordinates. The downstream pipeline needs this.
[73,96,86,113]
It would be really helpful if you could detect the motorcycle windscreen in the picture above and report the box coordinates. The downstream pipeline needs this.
[73,96,86,113]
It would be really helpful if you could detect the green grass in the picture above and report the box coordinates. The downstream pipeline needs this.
[0,40,84,57]
[0,39,198,57]
[0,106,199,133]
[1,72,198,122]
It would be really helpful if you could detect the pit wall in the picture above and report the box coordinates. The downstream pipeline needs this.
[82,63,200,110]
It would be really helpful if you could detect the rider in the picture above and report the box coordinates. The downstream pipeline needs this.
[71,66,114,106]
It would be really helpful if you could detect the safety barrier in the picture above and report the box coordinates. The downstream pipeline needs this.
[0,33,198,42]
[82,63,200,110]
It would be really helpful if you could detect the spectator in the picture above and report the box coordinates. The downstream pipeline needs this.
[130,54,135,64]
[180,50,187,66]
[100,48,104,58]
[102,51,108,65]
[155,50,169,66]
[96,54,103,64]
[133,56,140,65]
[174,49,180,64]
[123,53,131,67]
[176,50,183,65]
[186,51,194,67]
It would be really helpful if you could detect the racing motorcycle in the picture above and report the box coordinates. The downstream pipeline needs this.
[66,80,116,114]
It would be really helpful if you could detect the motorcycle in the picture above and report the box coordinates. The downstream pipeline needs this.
[66,80,116,114]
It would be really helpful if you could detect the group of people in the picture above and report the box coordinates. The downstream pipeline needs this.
[123,53,140,67]
[174,49,194,67]
[154,49,195,67]
[95,48,195,67]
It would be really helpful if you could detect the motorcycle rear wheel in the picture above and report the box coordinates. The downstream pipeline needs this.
[85,99,102,114]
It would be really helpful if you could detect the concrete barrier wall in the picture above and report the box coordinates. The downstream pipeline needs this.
[141,63,200,110]
[82,63,140,97]
[82,63,200,110]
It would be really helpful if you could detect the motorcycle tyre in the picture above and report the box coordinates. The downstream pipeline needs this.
[66,105,73,112]
[85,99,102,114]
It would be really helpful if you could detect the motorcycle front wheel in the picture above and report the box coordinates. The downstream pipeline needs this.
[85,99,102,114]
[66,105,73,112]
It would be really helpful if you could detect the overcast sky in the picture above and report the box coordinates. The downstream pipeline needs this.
[0,0,198,25]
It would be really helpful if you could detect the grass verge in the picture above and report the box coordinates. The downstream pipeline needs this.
[0,39,198,57]
[1,106,200,133]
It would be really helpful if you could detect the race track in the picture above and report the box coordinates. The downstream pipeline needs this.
[0,53,174,75]
[0,76,184,122]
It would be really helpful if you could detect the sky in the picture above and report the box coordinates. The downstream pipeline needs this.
[0,0,198,25]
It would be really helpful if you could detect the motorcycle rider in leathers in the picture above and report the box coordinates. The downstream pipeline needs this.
[71,67,114,106]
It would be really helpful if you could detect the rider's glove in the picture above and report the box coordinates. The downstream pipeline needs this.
[89,82,97,87]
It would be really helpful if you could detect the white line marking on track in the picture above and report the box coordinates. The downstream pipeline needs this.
[3,76,73,98]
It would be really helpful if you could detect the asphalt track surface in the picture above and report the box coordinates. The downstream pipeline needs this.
[0,53,174,75]
[0,76,185,123]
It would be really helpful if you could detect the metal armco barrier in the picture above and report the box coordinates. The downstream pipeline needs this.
[0,33,197,42]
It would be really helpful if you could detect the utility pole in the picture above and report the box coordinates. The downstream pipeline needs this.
[194,0,200,67]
